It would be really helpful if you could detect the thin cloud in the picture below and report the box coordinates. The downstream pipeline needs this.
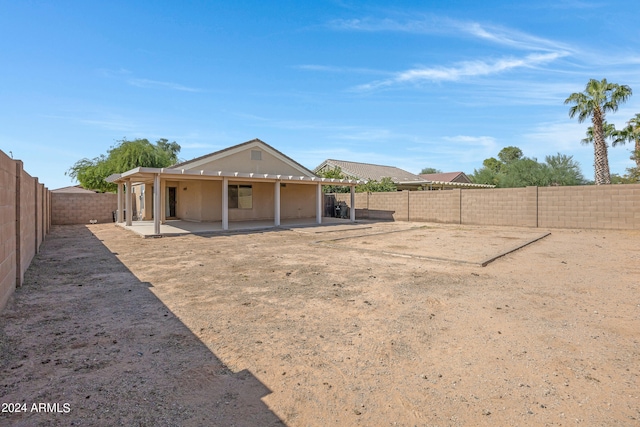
[355,52,567,90]
[127,78,202,93]
[329,15,573,53]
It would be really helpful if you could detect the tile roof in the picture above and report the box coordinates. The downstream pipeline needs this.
[52,185,98,193]
[419,172,472,183]
[315,159,424,183]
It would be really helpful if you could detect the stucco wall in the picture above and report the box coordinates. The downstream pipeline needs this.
[280,183,315,219]
[0,150,51,311]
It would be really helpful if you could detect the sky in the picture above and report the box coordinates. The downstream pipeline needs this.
[1,0,640,189]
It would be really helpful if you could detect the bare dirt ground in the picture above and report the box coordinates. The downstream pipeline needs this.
[1,221,639,426]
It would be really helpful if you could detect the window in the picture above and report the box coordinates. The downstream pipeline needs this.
[228,184,252,209]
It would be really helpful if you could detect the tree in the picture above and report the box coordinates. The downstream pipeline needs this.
[420,167,442,174]
[470,146,586,187]
[356,177,397,193]
[67,138,181,192]
[497,146,523,164]
[545,153,585,186]
[565,78,632,184]
[317,166,350,193]
[617,113,640,170]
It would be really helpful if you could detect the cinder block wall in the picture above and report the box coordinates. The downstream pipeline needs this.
[0,152,17,310]
[538,184,640,229]
[409,190,461,223]
[332,184,639,230]
[0,150,51,311]
[461,187,538,227]
[51,193,118,225]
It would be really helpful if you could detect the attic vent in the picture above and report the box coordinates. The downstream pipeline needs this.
[251,150,262,160]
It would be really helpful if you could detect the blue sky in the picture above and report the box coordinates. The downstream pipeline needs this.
[2,0,639,189]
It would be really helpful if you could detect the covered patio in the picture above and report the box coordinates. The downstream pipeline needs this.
[107,167,362,237]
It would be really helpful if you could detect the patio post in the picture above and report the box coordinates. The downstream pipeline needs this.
[222,177,229,230]
[116,182,123,223]
[153,174,161,235]
[316,183,322,224]
[125,178,132,226]
[350,185,356,222]
[274,181,280,227]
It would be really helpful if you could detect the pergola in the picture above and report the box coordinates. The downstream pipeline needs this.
[106,166,363,235]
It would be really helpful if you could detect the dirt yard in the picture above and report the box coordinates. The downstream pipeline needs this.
[1,221,639,426]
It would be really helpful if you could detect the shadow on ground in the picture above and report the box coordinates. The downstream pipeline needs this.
[0,225,284,426]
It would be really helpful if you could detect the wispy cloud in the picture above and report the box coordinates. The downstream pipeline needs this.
[355,52,567,90]
[328,15,573,53]
[127,78,202,92]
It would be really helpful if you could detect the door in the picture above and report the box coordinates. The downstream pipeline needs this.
[166,187,177,218]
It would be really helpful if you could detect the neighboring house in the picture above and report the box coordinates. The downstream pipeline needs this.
[52,185,99,193]
[106,139,361,234]
[418,171,492,189]
[314,159,426,190]
[315,160,494,190]
[419,171,472,184]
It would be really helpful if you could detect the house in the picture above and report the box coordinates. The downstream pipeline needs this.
[419,171,472,184]
[418,171,492,189]
[314,160,494,190]
[314,159,426,190]
[106,139,361,235]
[52,185,99,193]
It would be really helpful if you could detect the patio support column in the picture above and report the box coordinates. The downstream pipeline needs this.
[222,177,229,230]
[274,181,281,227]
[116,182,123,223]
[125,178,132,226]
[350,185,356,222]
[160,179,166,224]
[153,174,161,235]
[316,183,322,224]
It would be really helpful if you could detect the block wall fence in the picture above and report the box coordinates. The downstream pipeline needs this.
[0,149,51,311]
[333,184,640,230]
[51,193,118,225]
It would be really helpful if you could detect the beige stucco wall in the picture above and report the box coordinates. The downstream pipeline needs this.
[169,179,316,222]
[188,146,307,176]
[280,183,316,219]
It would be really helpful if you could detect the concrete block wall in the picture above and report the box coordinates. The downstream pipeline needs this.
[0,152,17,310]
[409,190,461,224]
[0,149,51,311]
[461,186,538,227]
[332,184,639,230]
[538,184,640,229]
[51,193,118,225]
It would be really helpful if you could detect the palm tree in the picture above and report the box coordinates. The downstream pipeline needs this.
[617,113,640,169]
[565,78,632,184]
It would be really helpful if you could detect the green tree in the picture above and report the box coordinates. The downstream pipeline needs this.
[617,113,640,170]
[565,78,632,185]
[545,153,585,186]
[497,146,523,164]
[499,157,549,188]
[420,167,442,174]
[317,166,350,193]
[67,138,181,192]
[356,177,397,193]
